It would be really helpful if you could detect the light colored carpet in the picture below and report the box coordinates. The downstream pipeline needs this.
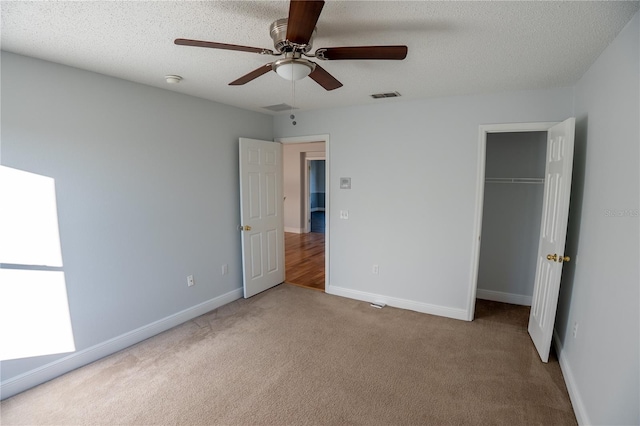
[1,284,576,425]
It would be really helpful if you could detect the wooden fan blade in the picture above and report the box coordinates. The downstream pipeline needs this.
[286,0,325,45]
[175,38,274,55]
[309,64,342,91]
[316,46,408,60]
[229,64,274,86]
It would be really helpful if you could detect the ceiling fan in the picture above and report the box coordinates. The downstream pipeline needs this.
[174,0,408,91]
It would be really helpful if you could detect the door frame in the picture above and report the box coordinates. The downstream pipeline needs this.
[466,122,557,321]
[304,154,326,233]
[276,134,330,291]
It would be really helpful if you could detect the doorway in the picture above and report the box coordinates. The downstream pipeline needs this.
[467,119,576,362]
[468,121,558,321]
[477,131,547,306]
[279,135,329,292]
[472,130,547,330]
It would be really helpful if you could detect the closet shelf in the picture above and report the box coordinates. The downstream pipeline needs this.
[485,177,545,184]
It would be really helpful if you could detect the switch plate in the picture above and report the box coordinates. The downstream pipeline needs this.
[572,321,579,338]
[340,210,349,219]
[221,264,228,275]
[187,275,195,287]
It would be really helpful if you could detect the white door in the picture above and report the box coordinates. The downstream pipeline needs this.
[239,138,284,298]
[528,118,575,362]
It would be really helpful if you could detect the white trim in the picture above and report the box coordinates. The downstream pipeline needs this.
[0,288,243,400]
[476,289,532,306]
[467,122,559,321]
[477,122,558,134]
[275,134,330,292]
[553,331,590,425]
[284,227,304,234]
[278,135,330,145]
[327,286,468,321]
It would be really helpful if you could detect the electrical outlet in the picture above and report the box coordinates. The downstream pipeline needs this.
[187,275,195,287]
[372,264,379,274]
[572,321,579,338]
[221,264,228,276]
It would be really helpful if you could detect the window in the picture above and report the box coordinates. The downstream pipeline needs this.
[0,166,75,360]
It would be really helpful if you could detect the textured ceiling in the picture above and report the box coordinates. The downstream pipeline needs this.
[1,1,638,114]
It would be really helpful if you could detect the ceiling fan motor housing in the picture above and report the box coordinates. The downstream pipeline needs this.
[270,18,316,53]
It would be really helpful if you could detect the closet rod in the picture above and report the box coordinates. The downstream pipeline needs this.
[485,177,545,184]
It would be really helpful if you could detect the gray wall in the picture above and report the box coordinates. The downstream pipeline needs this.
[555,12,639,425]
[477,132,546,301]
[0,52,273,381]
[274,88,573,311]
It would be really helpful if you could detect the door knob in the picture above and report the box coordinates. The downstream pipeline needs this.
[242,225,252,231]
[559,255,570,263]
[546,254,557,262]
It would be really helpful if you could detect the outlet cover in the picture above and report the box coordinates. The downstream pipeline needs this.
[187,275,195,287]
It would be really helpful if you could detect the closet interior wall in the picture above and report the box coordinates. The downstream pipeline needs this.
[477,131,547,305]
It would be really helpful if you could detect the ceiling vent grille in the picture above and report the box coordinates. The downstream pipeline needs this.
[371,91,401,99]
[262,103,297,112]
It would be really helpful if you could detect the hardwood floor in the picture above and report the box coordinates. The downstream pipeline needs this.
[285,232,325,291]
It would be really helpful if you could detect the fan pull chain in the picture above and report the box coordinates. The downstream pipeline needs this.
[290,78,297,126]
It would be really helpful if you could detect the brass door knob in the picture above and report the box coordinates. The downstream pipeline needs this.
[546,254,557,262]
[242,225,252,231]
[559,255,570,263]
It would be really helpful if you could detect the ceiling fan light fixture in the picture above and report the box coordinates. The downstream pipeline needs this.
[273,59,315,81]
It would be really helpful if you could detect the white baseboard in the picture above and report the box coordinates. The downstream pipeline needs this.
[284,227,303,233]
[476,289,532,306]
[553,331,589,425]
[326,285,468,321]
[0,288,243,400]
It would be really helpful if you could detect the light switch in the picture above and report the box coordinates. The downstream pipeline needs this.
[340,210,349,220]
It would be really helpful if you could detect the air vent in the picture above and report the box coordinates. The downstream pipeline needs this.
[370,91,401,99]
[262,103,297,112]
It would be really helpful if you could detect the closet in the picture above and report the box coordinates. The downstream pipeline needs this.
[476,131,547,306]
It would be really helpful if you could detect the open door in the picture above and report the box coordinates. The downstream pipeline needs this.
[239,138,284,298]
[528,118,575,362]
